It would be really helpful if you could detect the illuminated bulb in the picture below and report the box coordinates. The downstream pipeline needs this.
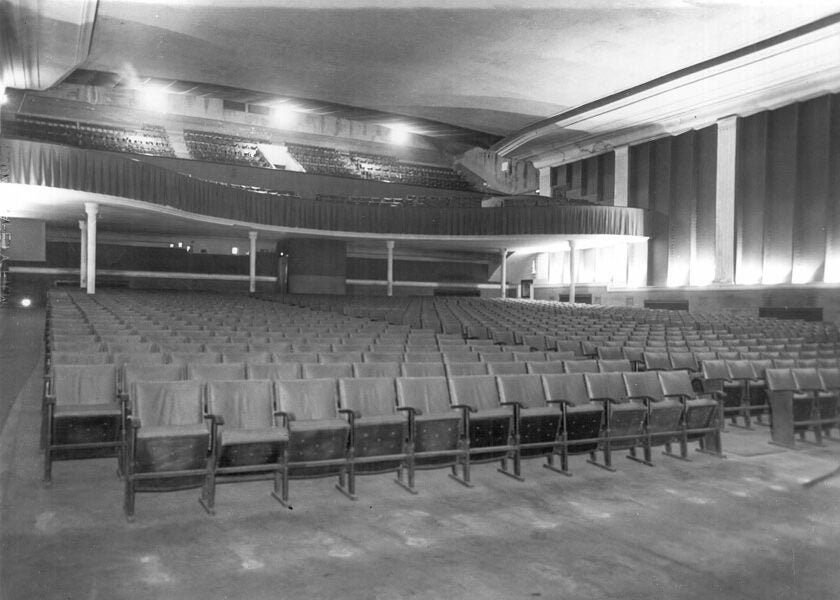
[272,104,297,127]
[231,247,239,255]
[137,86,168,113]
[20,298,32,308]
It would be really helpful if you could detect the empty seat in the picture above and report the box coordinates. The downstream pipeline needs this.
[563,359,599,374]
[273,378,353,503]
[187,362,246,381]
[445,362,487,377]
[540,373,604,474]
[642,352,671,371]
[447,375,516,477]
[301,363,353,379]
[246,362,301,380]
[487,362,529,375]
[400,362,446,377]
[526,361,566,375]
[658,370,723,458]
[319,351,363,364]
[496,374,562,472]
[583,373,647,471]
[352,362,401,378]
[338,378,409,492]
[124,381,212,520]
[597,359,633,373]
[221,351,272,364]
[168,352,221,365]
[622,371,689,465]
[200,380,289,513]
[395,376,465,489]
[43,364,123,483]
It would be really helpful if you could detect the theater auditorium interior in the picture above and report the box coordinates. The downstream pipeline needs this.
[1,1,840,598]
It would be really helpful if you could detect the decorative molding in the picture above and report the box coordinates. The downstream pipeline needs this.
[501,18,840,167]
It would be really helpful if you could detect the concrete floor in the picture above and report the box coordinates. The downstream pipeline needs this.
[1,307,839,600]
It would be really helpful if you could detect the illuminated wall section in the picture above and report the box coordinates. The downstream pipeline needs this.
[628,126,717,287]
[735,93,840,285]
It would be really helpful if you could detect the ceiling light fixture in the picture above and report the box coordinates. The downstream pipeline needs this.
[137,85,168,113]
[386,123,413,145]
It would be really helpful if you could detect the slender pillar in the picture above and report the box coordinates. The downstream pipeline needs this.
[78,220,87,288]
[84,203,98,294]
[613,145,630,207]
[715,116,737,283]
[248,231,258,294]
[386,240,395,297]
[500,248,508,298]
[568,240,578,303]
[538,167,552,197]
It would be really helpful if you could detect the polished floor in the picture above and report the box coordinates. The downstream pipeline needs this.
[1,306,839,600]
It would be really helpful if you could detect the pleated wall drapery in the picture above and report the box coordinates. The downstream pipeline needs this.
[735,93,840,285]
[629,126,717,287]
[0,139,645,238]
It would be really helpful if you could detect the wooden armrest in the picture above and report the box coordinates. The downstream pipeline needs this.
[397,406,420,416]
[450,403,477,413]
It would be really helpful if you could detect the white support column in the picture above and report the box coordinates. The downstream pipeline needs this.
[500,248,508,298]
[613,145,630,207]
[715,116,738,284]
[538,167,552,197]
[78,220,87,288]
[386,240,395,297]
[568,240,578,304]
[84,202,98,294]
[248,231,258,294]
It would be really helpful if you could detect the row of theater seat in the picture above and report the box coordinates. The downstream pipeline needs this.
[42,289,840,521]
[46,363,725,519]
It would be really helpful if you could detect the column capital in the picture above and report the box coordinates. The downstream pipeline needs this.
[716,115,739,131]
[386,240,395,250]
[248,231,258,241]
[568,240,577,250]
[84,202,99,216]
[78,219,86,230]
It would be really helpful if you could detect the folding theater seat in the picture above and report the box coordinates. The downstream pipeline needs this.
[496,374,564,474]
[394,377,466,490]
[700,359,744,428]
[221,351,272,365]
[596,346,625,361]
[447,375,518,480]
[110,352,167,370]
[200,380,289,513]
[120,363,184,399]
[540,374,604,475]
[597,359,633,373]
[401,362,446,377]
[526,361,566,375]
[319,351,363,364]
[442,351,480,363]
[301,363,353,379]
[352,362,401,378]
[658,370,724,458]
[563,359,599,374]
[273,378,353,503]
[187,362,247,381]
[725,360,766,428]
[43,364,123,483]
[167,352,221,365]
[818,367,840,436]
[582,373,647,470]
[789,368,839,444]
[124,381,213,520]
[337,378,410,495]
[487,362,528,375]
[642,351,671,371]
[445,362,487,377]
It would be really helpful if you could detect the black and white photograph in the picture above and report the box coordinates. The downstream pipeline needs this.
[1,1,839,598]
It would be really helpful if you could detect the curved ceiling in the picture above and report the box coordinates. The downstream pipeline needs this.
[68,1,840,137]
